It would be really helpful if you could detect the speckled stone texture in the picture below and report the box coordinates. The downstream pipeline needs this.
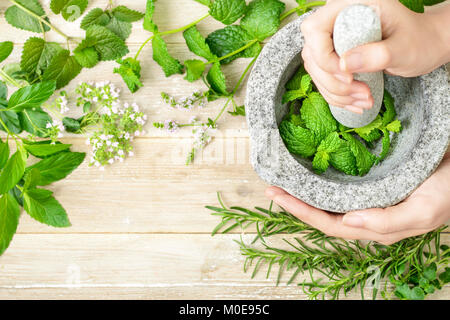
[245,12,450,213]
[330,4,384,128]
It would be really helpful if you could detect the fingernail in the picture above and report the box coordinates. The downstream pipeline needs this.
[343,212,366,227]
[344,105,364,114]
[352,100,373,109]
[341,52,362,72]
[334,73,353,84]
[350,92,369,100]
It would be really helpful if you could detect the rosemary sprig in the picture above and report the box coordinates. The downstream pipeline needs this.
[208,193,450,300]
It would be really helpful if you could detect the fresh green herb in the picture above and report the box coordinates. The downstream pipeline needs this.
[209,194,450,300]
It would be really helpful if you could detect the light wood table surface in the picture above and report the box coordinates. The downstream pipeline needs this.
[0,0,448,300]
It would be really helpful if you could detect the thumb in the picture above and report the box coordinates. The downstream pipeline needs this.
[339,41,392,73]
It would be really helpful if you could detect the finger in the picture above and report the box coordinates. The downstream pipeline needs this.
[342,198,441,234]
[301,1,352,75]
[340,41,392,73]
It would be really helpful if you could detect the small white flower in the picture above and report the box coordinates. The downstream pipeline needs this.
[108,159,114,164]
[129,151,134,157]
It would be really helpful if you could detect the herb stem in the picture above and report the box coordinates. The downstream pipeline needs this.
[280,1,326,21]
[8,0,71,40]
[134,13,211,59]
[206,39,259,65]
[0,69,22,88]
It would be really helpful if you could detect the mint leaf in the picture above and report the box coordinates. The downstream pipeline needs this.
[0,42,13,64]
[206,62,229,96]
[423,0,446,5]
[241,0,285,41]
[386,120,402,133]
[23,168,40,191]
[21,38,64,81]
[301,92,337,145]
[112,6,145,22]
[51,0,88,21]
[143,0,158,32]
[194,0,212,6]
[26,151,85,186]
[285,66,308,90]
[106,16,132,41]
[301,74,312,94]
[355,115,382,136]
[439,267,450,283]
[341,132,376,176]
[5,0,50,33]
[358,129,382,143]
[382,90,396,126]
[282,89,305,104]
[279,121,316,158]
[228,105,246,116]
[114,58,143,93]
[0,104,22,134]
[23,188,71,227]
[329,141,358,176]
[312,132,346,174]
[210,0,247,25]
[0,139,10,169]
[152,35,184,77]
[0,82,7,100]
[206,25,261,64]
[312,151,330,174]
[24,142,71,158]
[184,59,206,82]
[81,8,111,30]
[19,108,52,138]
[7,81,56,112]
[42,50,82,89]
[0,193,21,255]
[75,25,129,61]
[183,26,217,61]
[74,47,99,68]
[399,0,424,13]
[376,129,390,163]
[62,117,81,133]
[0,148,27,194]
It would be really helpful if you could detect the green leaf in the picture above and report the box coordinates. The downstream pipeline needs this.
[210,0,247,25]
[75,25,129,62]
[377,129,391,163]
[423,0,446,5]
[23,168,40,190]
[80,8,111,30]
[282,89,305,104]
[395,283,412,299]
[382,90,396,126]
[354,115,383,136]
[5,0,50,33]
[42,50,82,89]
[23,188,71,227]
[18,108,52,138]
[106,16,132,41]
[206,62,229,96]
[0,193,21,256]
[240,0,285,41]
[0,148,27,195]
[0,104,22,134]
[0,82,7,100]
[288,113,304,127]
[2,63,29,87]
[386,120,402,133]
[301,92,337,145]
[24,142,71,158]
[423,263,437,281]
[410,286,425,300]
[329,141,358,176]
[51,0,88,21]
[301,74,312,94]
[114,58,143,93]
[152,35,184,77]
[439,267,450,283]
[112,6,145,22]
[206,25,261,64]
[399,0,424,12]
[312,150,329,174]
[143,0,158,32]
[62,117,81,133]
[286,66,307,90]
[7,81,56,112]
[341,132,376,176]
[26,152,85,186]
[0,139,10,169]
[279,121,316,158]
[21,38,64,81]
[228,105,246,116]
[183,26,217,61]
[184,59,206,82]
[357,128,382,143]
[0,42,14,64]
[194,0,212,7]
[74,47,99,68]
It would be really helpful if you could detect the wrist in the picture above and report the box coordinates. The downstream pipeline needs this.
[424,4,450,66]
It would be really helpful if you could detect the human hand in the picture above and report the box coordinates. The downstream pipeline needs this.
[300,0,450,114]
[265,152,450,245]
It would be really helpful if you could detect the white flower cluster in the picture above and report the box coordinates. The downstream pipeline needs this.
[46,119,65,139]
[54,91,70,114]
[161,91,206,110]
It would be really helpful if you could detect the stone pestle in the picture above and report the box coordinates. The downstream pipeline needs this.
[329,4,384,128]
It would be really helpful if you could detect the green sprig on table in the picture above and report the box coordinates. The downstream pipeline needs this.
[208,194,450,300]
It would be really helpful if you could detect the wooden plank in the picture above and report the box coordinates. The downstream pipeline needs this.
[0,234,449,299]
